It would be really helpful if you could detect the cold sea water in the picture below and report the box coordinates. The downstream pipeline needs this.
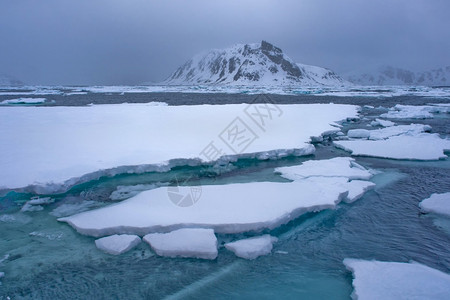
[0,90,449,299]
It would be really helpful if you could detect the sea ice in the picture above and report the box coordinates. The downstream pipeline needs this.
[419,192,450,217]
[0,103,358,190]
[345,180,376,203]
[366,124,431,140]
[335,133,450,160]
[370,118,395,127]
[344,258,450,300]
[95,234,141,255]
[143,228,217,260]
[347,124,430,141]
[347,129,370,139]
[275,157,373,181]
[225,235,278,260]
[381,104,450,119]
[0,98,46,105]
[59,178,354,237]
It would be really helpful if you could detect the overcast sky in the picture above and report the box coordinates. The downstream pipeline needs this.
[1,0,449,85]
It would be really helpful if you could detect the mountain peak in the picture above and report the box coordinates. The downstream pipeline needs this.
[164,42,347,86]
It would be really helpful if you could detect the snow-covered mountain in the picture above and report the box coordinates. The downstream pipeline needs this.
[164,41,347,86]
[0,74,24,86]
[346,66,450,86]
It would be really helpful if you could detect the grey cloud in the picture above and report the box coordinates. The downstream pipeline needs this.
[0,0,449,85]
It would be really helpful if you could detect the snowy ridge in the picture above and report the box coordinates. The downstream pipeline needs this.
[346,65,450,86]
[164,41,347,86]
[0,74,23,86]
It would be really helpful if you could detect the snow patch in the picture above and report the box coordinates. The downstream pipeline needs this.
[143,228,217,260]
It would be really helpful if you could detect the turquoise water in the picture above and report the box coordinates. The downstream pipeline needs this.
[1,101,450,299]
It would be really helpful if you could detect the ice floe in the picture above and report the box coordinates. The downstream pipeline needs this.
[344,258,450,300]
[0,97,46,105]
[225,235,278,260]
[370,118,395,127]
[335,133,450,160]
[419,192,450,217]
[347,124,431,141]
[275,157,373,181]
[0,103,358,190]
[20,196,54,212]
[59,178,355,237]
[345,180,376,203]
[381,104,450,119]
[143,228,217,260]
[95,234,141,255]
[347,129,371,139]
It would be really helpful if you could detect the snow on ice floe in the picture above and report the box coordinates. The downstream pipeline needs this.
[275,157,373,181]
[347,124,431,140]
[0,103,358,190]
[59,177,358,237]
[335,133,450,160]
[344,259,450,300]
[381,104,450,119]
[225,235,278,260]
[95,234,141,255]
[143,228,217,260]
[419,192,450,217]
[345,180,376,203]
[0,97,47,105]
[275,157,375,203]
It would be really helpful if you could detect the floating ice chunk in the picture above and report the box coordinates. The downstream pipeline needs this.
[381,104,450,119]
[20,196,54,212]
[370,118,395,127]
[335,134,450,160]
[59,178,352,237]
[368,124,431,140]
[95,234,141,255]
[0,103,358,190]
[419,192,450,217]
[347,129,370,139]
[275,157,373,181]
[50,201,99,218]
[345,180,376,203]
[225,235,278,260]
[0,98,46,105]
[143,228,217,260]
[344,258,450,300]
[27,196,54,205]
